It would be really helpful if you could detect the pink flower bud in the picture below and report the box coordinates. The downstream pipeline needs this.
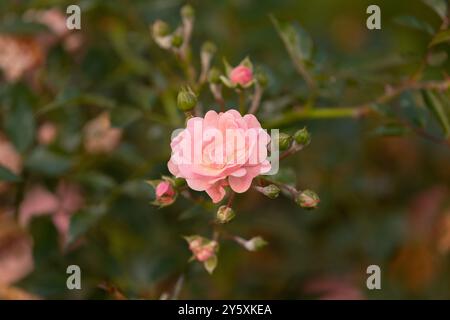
[229,65,253,86]
[193,241,217,262]
[186,237,218,262]
[155,181,176,205]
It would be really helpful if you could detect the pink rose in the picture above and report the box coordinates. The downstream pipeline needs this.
[230,65,253,86]
[168,110,271,203]
[155,181,176,205]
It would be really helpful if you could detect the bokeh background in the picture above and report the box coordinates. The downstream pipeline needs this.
[0,0,449,299]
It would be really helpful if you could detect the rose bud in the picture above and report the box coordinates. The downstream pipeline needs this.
[181,4,195,20]
[296,189,320,209]
[294,127,311,146]
[216,205,235,224]
[255,184,280,199]
[195,243,217,262]
[171,34,183,48]
[152,20,170,38]
[208,67,221,84]
[230,65,253,86]
[185,236,218,262]
[278,132,292,151]
[155,181,176,206]
[235,236,267,252]
[201,41,217,55]
[177,87,197,111]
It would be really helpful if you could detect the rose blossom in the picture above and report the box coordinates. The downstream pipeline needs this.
[155,181,176,205]
[229,65,253,86]
[168,110,271,203]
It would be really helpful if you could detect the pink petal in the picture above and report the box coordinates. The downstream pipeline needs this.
[230,168,247,177]
[167,159,180,176]
[228,174,254,193]
[19,186,59,226]
[205,183,226,203]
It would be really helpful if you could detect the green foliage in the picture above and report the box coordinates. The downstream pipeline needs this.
[0,0,449,300]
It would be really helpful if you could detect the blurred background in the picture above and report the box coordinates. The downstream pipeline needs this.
[0,0,449,299]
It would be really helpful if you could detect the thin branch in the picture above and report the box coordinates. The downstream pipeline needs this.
[249,83,264,114]
[265,78,450,128]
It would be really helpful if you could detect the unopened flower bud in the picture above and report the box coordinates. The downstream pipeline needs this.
[230,65,253,86]
[177,87,197,111]
[181,4,195,20]
[154,181,176,206]
[152,20,170,37]
[294,127,311,146]
[278,132,292,151]
[148,178,177,207]
[185,236,218,263]
[202,41,217,55]
[208,67,221,84]
[171,34,183,48]
[216,205,235,224]
[296,189,319,209]
[242,236,267,251]
[256,184,280,199]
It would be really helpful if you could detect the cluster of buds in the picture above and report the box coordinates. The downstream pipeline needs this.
[150,4,194,56]
[185,236,219,274]
[278,127,311,152]
[147,176,179,207]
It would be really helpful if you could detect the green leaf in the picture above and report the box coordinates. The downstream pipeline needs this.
[393,16,434,35]
[422,0,448,20]
[429,29,450,47]
[203,255,218,274]
[68,205,107,246]
[3,85,35,152]
[421,90,450,138]
[25,147,72,176]
[0,165,20,182]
